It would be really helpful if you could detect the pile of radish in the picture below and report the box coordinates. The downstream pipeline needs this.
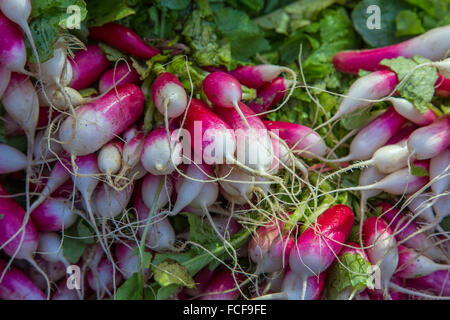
[0,1,449,301]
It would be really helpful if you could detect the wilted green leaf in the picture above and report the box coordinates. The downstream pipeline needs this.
[153,260,195,288]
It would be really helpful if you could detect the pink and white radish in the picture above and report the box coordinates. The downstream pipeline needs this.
[0,63,11,99]
[141,173,173,212]
[86,257,123,296]
[93,182,135,219]
[429,148,450,195]
[248,77,289,114]
[0,144,28,174]
[141,128,183,175]
[199,268,245,300]
[0,259,45,300]
[28,256,66,290]
[115,241,150,280]
[216,164,255,205]
[0,11,27,74]
[151,72,188,118]
[388,97,438,126]
[229,64,293,89]
[405,270,450,296]
[98,61,140,94]
[31,197,78,232]
[37,232,70,267]
[59,83,145,156]
[97,140,123,178]
[89,23,160,59]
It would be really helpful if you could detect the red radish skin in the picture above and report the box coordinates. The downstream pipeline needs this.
[378,202,444,262]
[395,245,450,279]
[229,65,287,89]
[70,44,110,90]
[199,268,245,300]
[52,280,81,300]
[0,259,45,300]
[368,276,404,300]
[407,115,450,160]
[151,72,188,118]
[31,198,78,232]
[405,270,450,296]
[214,102,274,173]
[202,72,242,109]
[181,98,237,165]
[98,61,140,94]
[89,23,160,59]
[0,144,27,174]
[248,223,295,274]
[263,120,327,158]
[385,123,418,146]
[435,73,450,97]
[59,84,145,156]
[248,77,288,114]
[0,11,26,74]
[332,25,450,75]
[363,217,399,291]
[289,205,355,280]
[184,267,216,297]
[141,128,183,175]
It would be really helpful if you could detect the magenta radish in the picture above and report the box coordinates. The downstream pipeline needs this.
[89,23,160,59]
[263,120,327,158]
[93,182,134,219]
[2,73,39,140]
[98,61,139,94]
[407,194,436,224]
[119,129,145,179]
[141,128,183,175]
[70,153,100,214]
[363,216,399,293]
[407,116,450,160]
[214,102,274,173]
[229,64,293,88]
[97,140,123,177]
[37,232,70,267]
[405,270,450,296]
[28,256,65,290]
[151,72,188,118]
[59,83,145,156]
[332,25,450,75]
[216,164,255,205]
[69,44,110,90]
[0,143,27,174]
[367,276,404,300]
[31,197,78,232]
[181,98,237,165]
[385,123,418,145]
[388,97,438,126]
[52,280,81,300]
[436,73,450,97]
[289,205,354,284]
[202,72,242,109]
[87,257,123,294]
[115,241,150,280]
[0,63,11,99]
[184,267,216,297]
[171,163,212,216]
[0,259,45,300]
[248,77,288,114]
[395,244,450,279]
[134,185,176,252]
[199,268,245,300]
[0,11,26,74]
[378,202,445,262]
[430,148,450,194]
[248,222,295,274]
[141,173,173,212]
[279,269,327,300]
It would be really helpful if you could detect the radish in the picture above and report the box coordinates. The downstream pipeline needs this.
[52,280,81,300]
[59,83,145,156]
[378,202,445,262]
[181,98,237,165]
[98,61,140,94]
[435,73,450,97]
[36,45,73,87]
[388,97,438,126]
[34,129,64,161]
[118,129,145,181]
[429,148,450,194]
[332,25,450,75]
[151,72,188,118]
[216,164,255,205]
[363,216,399,295]
[0,144,27,174]
[367,276,404,300]
[0,259,45,300]
[87,257,123,295]
[433,194,450,221]
[28,256,65,290]
[171,163,212,216]
[189,181,219,214]
[93,182,135,219]
[279,269,326,300]
[248,222,295,274]
[97,141,123,178]
[289,204,354,296]
[229,64,295,89]
[0,184,51,298]
[31,197,78,232]
[69,44,110,90]
[407,116,450,160]
[89,23,160,59]
[0,11,27,74]
[263,120,327,158]
[37,232,70,267]
[199,268,245,300]
[141,173,173,212]
[407,194,436,224]
[248,77,288,114]
[395,245,450,279]
[184,267,216,297]
[134,185,176,252]
[141,128,183,175]
[214,102,274,174]
[405,270,450,296]
[385,123,418,145]
[115,241,150,280]
[0,63,11,99]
